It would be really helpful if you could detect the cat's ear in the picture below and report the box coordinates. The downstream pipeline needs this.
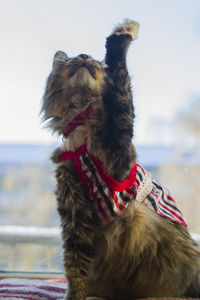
[53,51,69,67]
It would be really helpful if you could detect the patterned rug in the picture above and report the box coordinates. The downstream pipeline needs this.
[0,277,196,299]
[0,277,67,299]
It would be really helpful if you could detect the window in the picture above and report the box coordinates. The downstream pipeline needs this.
[0,0,199,276]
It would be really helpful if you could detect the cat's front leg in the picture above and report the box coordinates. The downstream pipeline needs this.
[55,165,99,300]
[60,195,97,300]
[90,20,139,181]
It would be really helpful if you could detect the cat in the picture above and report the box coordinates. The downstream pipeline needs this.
[41,19,200,300]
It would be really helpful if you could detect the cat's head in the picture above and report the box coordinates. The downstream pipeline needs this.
[41,51,105,135]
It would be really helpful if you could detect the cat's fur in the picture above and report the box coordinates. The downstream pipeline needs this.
[41,20,200,300]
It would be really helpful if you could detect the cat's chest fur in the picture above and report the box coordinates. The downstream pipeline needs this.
[63,126,88,151]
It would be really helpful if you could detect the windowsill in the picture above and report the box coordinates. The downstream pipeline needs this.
[0,270,64,279]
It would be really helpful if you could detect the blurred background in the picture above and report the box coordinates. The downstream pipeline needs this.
[0,0,200,274]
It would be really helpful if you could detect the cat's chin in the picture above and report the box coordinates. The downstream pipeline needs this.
[68,67,99,89]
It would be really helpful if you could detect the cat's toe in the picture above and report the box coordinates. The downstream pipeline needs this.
[112,19,140,40]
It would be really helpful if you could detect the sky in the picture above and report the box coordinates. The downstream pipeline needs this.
[0,0,200,145]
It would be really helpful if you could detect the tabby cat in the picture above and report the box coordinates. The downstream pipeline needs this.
[41,19,200,300]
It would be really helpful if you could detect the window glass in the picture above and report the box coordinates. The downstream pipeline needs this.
[0,0,199,273]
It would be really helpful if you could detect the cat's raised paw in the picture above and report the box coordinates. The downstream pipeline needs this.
[112,19,140,40]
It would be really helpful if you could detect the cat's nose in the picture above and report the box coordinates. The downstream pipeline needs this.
[79,54,89,60]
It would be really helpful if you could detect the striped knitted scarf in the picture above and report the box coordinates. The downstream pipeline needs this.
[61,144,187,226]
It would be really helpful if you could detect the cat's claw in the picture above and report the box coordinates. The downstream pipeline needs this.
[111,19,140,40]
